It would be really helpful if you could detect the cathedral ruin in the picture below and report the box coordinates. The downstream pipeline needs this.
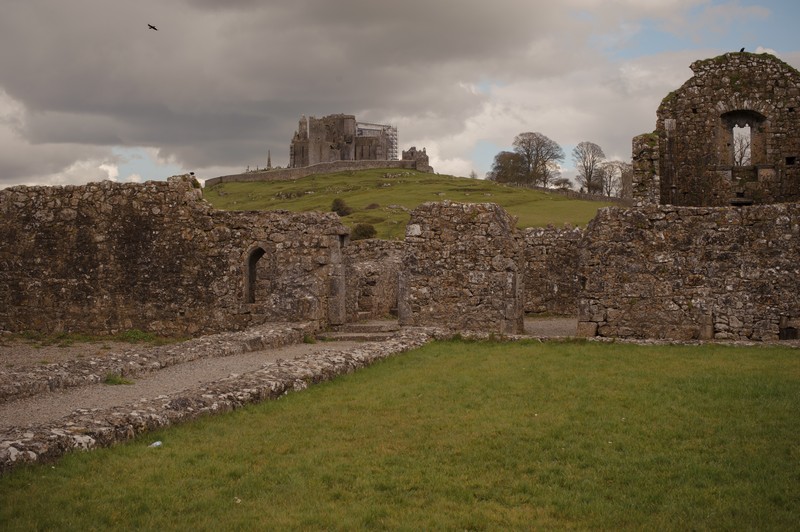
[289,114,398,168]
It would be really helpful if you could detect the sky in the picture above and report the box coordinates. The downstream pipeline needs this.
[1,0,798,189]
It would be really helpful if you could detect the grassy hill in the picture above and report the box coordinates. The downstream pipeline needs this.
[203,169,614,240]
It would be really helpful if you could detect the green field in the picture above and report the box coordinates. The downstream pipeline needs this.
[204,169,613,239]
[2,340,798,530]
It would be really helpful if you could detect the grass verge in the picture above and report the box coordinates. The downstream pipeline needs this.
[1,340,798,529]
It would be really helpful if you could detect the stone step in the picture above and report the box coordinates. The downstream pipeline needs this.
[330,320,400,334]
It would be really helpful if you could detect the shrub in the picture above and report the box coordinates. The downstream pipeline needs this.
[103,373,134,385]
[330,198,352,216]
[351,223,377,240]
[365,203,380,210]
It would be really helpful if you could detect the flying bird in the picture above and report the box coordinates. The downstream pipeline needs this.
[148,24,158,31]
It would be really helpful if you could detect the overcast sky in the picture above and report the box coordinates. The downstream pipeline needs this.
[1,0,798,188]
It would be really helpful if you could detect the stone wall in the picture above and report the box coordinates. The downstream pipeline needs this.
[398,201,524,334]
[0,176,349,336]
[631,133,660,206]
[578,204,800,341]
[344,239,404,321]
[204,160,419,188]
[523,226,583,315]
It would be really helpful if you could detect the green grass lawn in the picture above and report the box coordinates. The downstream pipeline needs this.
[204,169,613,239]
[2,340,798,530]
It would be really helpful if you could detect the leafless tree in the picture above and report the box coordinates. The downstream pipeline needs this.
[597,160,632,197]
[733,128,751,166]
[572,141,606,194]
[512,132,565,187]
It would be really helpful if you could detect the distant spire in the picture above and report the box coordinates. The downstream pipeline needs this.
[267,150,272,170]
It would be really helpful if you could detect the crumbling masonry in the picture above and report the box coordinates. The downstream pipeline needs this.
[632,52,800,206]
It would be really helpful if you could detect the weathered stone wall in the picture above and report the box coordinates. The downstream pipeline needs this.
[0,176,349,336]
[204,160,420,187]
[344,239,404,321]
[523,226,583,315]
[578,204,800,341]
[652,52,800,206]
[398,201,524,334]
[631,133,660,205]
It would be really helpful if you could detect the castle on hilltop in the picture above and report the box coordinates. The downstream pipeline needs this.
[289,114,398,168]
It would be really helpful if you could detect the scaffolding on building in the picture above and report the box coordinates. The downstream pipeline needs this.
[356,122,398,160]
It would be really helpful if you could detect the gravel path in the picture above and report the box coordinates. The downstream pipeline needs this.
[0,340,360,430]
[0,318,577,432]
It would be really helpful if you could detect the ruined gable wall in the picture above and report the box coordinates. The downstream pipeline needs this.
[523,226,583,315]
[0,176,348,336]
[657,53,800,206]
[577,204,800,341]
[398,201,524,334]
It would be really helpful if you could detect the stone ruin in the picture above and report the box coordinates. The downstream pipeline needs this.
[632,52,800,207]
[1,53,799,343]
[289,114,397,168]
[584,51,800,340]
[0,176,350,336]
[401,146,433,173]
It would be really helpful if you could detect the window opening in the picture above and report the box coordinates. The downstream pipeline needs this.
[245,247,266,304]
[732,125,751,166]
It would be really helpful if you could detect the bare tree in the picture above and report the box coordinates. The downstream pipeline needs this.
[486,151,526,183]
[733,127,751,166]
[572,141,606,194]
[597,160,632,197]
[513,132,565,187]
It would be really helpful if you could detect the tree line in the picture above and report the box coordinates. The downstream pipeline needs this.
[485,132,632,197]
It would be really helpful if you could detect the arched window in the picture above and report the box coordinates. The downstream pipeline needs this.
[245,247,266,304]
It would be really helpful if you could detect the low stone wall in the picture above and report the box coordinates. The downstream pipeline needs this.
[0,176,349,336]
[0,326,444,474]
[399,201,524,334]
[344,239,404,321]
[523,226,583,315]
[578,204,800,340]
[205,160,419,187]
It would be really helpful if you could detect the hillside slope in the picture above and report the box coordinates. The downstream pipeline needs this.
[203,169,613,240]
